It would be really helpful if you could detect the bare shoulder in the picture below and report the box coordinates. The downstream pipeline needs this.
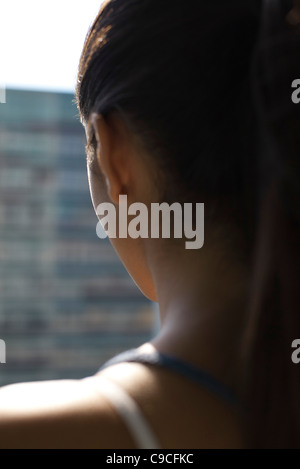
[0,357,245,449]
[96,360,245,449]
[0,376,137,448]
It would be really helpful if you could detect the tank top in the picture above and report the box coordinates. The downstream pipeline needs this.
[84,347,240,449]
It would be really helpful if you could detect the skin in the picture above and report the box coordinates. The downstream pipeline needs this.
[0,111,248,448]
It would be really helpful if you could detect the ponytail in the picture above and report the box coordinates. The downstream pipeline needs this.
[240,0,300,448]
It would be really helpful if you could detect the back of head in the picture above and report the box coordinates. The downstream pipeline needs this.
[76,0,300,448]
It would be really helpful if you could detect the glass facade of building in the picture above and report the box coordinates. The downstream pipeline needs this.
[0,89,157,386]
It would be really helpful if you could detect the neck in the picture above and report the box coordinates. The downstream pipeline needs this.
[145,236,249,391]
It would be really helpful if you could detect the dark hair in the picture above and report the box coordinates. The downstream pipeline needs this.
[76,0,300,448]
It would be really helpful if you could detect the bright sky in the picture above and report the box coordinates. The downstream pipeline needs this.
[0,0,104,93]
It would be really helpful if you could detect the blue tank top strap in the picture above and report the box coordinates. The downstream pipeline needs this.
[99,348,240,409]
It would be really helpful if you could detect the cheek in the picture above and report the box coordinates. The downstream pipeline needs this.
[109,236,157,302]
[87,167,157,302]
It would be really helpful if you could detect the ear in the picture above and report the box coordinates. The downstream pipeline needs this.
[90,112,130,204]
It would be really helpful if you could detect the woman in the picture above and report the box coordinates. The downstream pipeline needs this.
[0,0,299,448]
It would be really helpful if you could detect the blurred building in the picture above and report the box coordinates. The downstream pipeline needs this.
[0,89,157,386]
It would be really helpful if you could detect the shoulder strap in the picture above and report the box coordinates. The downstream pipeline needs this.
[99,348,239,408]
[84,376,161,449]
